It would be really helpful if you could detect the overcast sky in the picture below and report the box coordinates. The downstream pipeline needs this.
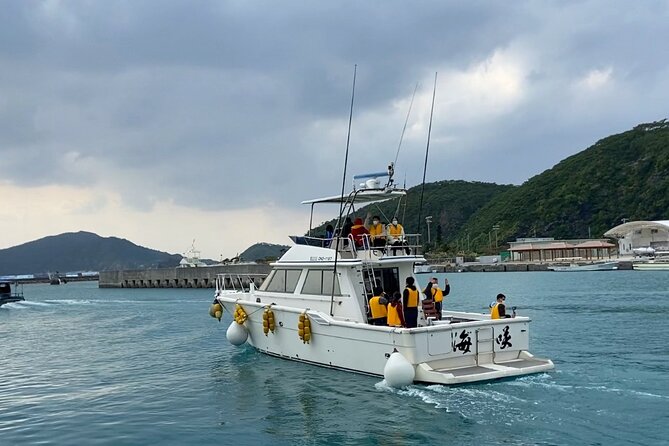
[1,1,667,259]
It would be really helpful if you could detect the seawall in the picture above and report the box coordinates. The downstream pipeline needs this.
[99,264,272,288]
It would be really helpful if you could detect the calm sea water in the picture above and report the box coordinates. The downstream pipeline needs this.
[1,271,668,445]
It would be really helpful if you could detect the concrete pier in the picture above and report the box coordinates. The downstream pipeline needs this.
[99,264,272,289]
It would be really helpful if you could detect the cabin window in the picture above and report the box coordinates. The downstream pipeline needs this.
[263,269,302,293]
[651,229,659,234]
[302,270,341,296]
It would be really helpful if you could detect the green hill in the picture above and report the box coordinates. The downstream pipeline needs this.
[311,180,515,244]
[456,120,669,251]
[239,243,289,262]
[312,120,669,254]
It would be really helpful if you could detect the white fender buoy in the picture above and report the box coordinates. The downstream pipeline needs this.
[383,350,415,388]
[226,321,248,346]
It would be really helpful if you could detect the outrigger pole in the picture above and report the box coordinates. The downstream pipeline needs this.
[330,64,357,316]
[416,72,438,240]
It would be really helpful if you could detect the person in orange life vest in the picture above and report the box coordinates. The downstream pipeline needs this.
[386,291,405,327]
[490,293,515,319]
[368,215,387,247]
[368,286,388,326]
[402,276,420,328]
[350,217,369,248]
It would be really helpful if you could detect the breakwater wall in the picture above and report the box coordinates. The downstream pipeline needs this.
[99,264,272,289]
[429,261,633,273]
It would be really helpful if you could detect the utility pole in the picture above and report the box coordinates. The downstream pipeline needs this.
[493,224,500,248]
[425,216,433,245]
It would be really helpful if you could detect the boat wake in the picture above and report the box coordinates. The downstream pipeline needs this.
[507,372,669,399]
[375,379,537,423]
[43,299,93,305]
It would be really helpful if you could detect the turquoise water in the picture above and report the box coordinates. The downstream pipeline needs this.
[1,271,668,445]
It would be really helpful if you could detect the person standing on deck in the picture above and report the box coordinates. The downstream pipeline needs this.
[490,293,515,319]
[402,277,420,328]
[387,291,405,327]
[368,286,388,326]
[428,277,449,320]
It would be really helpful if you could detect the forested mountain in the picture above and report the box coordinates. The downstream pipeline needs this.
[312,180,515,244]
[0,231,182,275]
[456,120,669,251]
[313,120,669,254]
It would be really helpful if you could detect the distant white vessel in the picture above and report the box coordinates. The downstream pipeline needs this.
[548,260,619,272]
[633,258,669,271]
[179,240,206,268]
[414,264,435,274]
[211,172,553,386]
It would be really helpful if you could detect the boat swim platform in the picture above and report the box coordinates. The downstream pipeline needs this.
[99,264,271,289]
[416,356,554,385]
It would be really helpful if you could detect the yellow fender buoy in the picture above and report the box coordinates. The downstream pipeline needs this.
[268,309,275,333]
[262,307,276,336]
[298,312,311,344]
[209,302,223,321]
[234,304,248,325]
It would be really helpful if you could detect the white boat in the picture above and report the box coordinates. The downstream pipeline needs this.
[633,258,669,271]
[548,260,619,272]
[212,176,553,386]
[413,264,435,274]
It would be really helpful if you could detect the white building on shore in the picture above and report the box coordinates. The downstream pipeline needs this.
[604,220,669,256]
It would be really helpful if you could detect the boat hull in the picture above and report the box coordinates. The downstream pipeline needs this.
[217,297,553,385]
[549,261,619,271]
[0,296,25,307]
[633,262,669,271]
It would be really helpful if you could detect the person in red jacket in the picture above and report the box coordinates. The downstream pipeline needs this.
[350,217,370,248]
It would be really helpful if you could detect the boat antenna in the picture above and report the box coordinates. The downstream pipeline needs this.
[330,64,357,316]
[393,82,419,168]
[416,72,437,241]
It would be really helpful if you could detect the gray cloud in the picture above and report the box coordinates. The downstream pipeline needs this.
[1,0,668,214]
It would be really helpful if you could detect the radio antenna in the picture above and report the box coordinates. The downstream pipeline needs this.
[417,72,437,240]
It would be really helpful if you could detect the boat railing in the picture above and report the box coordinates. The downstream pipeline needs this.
[336,233,424,258]
[290,232,424,258]
[215,273,265,293]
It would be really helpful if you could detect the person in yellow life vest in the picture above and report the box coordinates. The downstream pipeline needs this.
[368,215,387,247]
[387,217,410,255]
[402,277,420,328]
[386,291,405,327]
[368,286,388,326]
[426,277,444,320]
[490,293,515,319]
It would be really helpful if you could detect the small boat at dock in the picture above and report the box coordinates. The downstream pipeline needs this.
[548,260,619,272]
[633,257,669,271]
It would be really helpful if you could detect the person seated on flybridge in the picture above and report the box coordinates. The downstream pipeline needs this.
[368,215,387,247]
[350,217,370,248]
[387,217,410,255]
